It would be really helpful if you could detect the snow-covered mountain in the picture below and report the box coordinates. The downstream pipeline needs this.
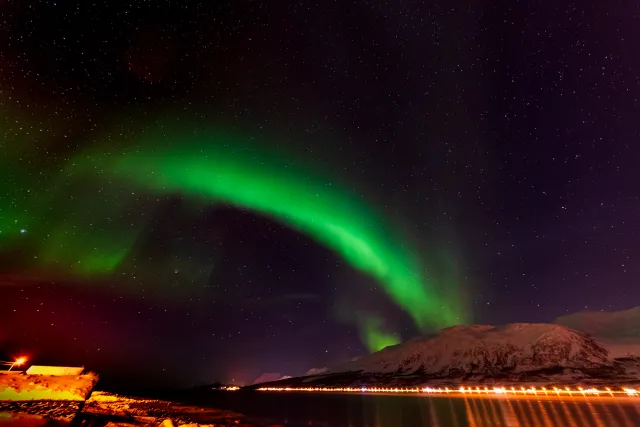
[555,306,640,361]
[331,323,608,376]
[253,323,640,388]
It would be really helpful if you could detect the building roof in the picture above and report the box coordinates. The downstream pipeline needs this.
[26,366,85,376]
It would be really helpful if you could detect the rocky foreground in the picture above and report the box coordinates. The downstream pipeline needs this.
[0,371,272,426]
[0,372,99,402]
[0,400,83,424]
[0,391,279,427]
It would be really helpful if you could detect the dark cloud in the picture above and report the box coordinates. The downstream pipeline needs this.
[556,307,640,340]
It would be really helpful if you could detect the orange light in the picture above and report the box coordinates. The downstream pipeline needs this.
[255,385,640,399]
[14,357,27,366]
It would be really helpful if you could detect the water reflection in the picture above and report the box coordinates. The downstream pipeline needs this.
[345,395,640,427]
[460,397,639,427]
[191,390,640,427]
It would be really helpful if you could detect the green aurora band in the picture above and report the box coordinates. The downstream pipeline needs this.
[359,316,401,351]
[99,129,463,334]
[4,124,465,350]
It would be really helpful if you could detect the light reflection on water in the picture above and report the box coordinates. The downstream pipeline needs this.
[195,392,640,427]
[459,397,639,427]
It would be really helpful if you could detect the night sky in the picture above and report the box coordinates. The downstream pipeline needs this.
[1,1,639,388]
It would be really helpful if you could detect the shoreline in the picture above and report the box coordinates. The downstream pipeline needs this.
[0,391,268,427]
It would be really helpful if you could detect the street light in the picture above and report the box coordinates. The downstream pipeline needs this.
[1,357,27,371]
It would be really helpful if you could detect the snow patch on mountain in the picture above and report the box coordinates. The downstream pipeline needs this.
[305,367,329,375]
[252,373,291,385]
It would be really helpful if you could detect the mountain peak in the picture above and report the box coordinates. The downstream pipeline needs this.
[254,322,640,389]
[329,322,610,378]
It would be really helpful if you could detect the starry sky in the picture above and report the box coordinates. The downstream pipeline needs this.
[1,1,639,388]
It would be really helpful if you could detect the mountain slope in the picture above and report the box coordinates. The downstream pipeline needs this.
[332,323,608,376]
[253,323,640,388]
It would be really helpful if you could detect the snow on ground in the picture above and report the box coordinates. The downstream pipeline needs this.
[0,400,84,423]
[82,391,261,426]
[0,389,263,426]
[0,371,98,401]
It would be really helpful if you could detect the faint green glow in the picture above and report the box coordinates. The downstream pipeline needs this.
[40,225,132,274]
[360,316,400,352]
[0,106,58,246]
[30,181,147,275]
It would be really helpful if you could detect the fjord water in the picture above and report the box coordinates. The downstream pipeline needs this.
[197,392,640,427]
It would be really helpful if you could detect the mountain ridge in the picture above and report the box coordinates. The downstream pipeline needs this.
[252,322,640,388]
[331,323,609,376]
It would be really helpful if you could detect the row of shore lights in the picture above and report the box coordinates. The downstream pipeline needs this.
[256,386,639,397]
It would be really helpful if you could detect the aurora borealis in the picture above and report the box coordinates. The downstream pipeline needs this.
[3,0,640,388]
[9,124,465,349]
[105,129,464,330]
